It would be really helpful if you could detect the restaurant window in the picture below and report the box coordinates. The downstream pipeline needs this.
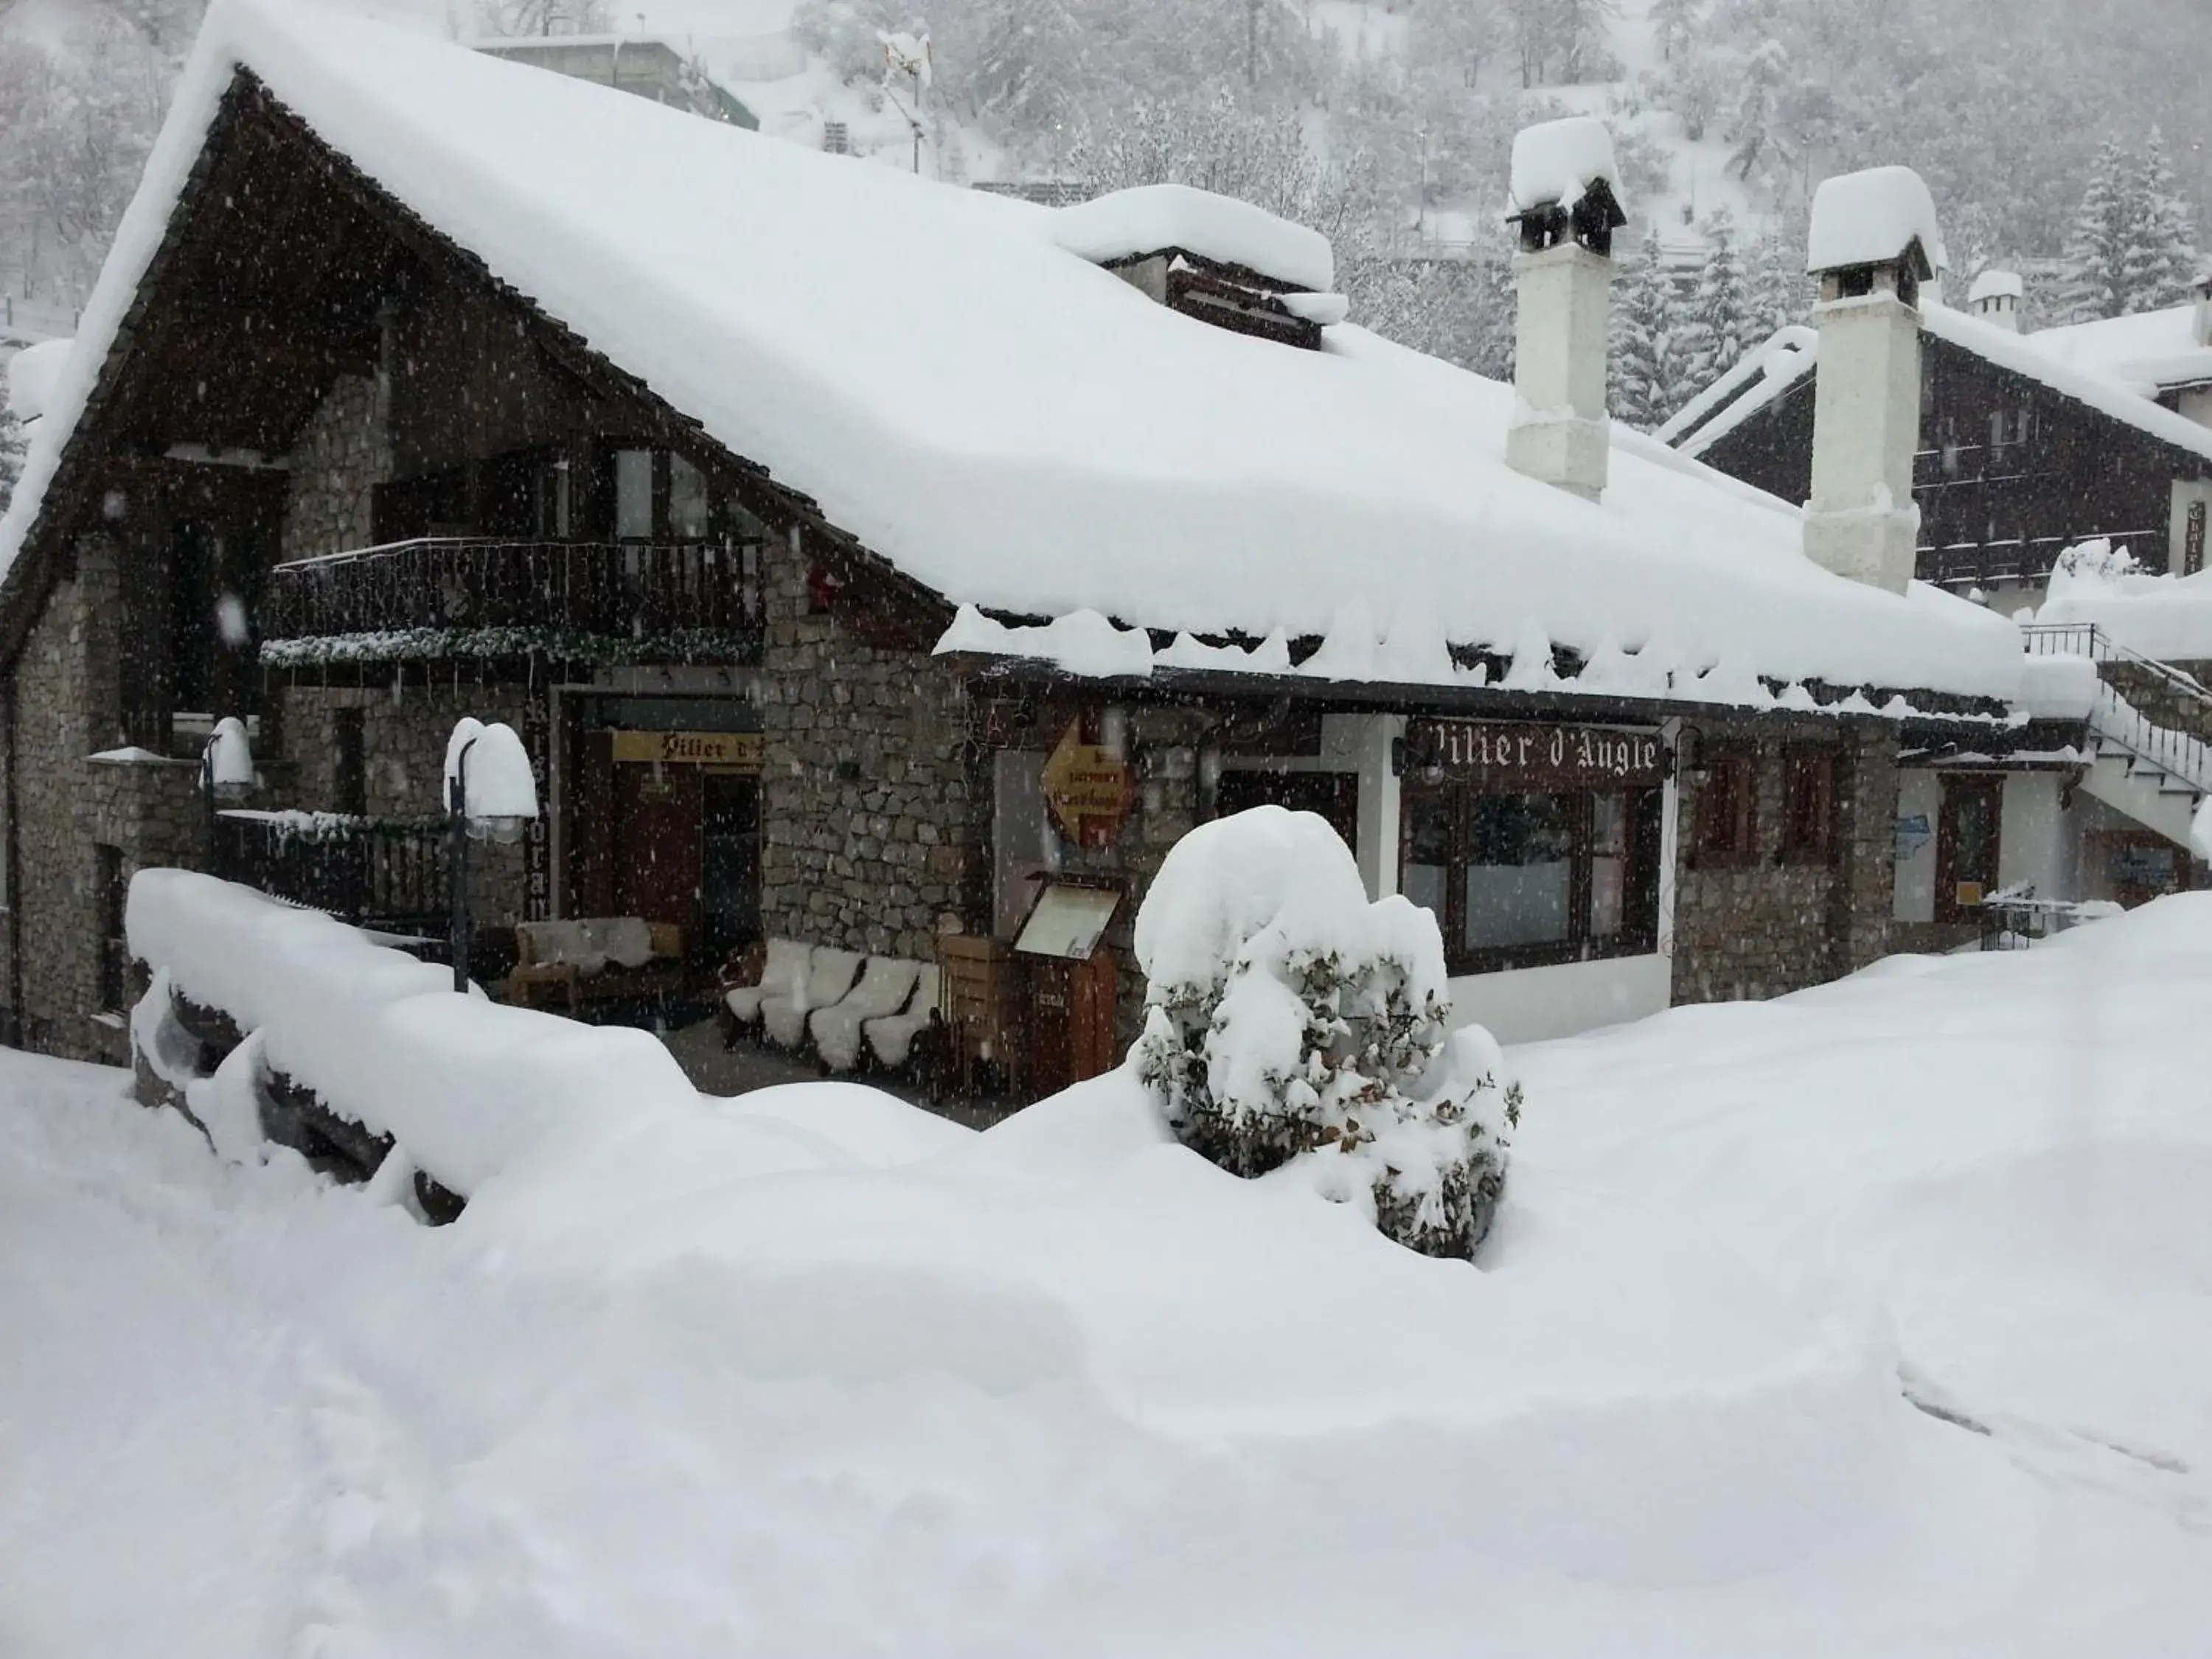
[1402,779,1662,976]
[1695,749,1759,864]
[1781,748,1838,864]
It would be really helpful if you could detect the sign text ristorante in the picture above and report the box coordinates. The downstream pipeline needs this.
[1411,721,1666,790]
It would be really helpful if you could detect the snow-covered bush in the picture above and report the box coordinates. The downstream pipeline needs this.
[1133,805,1518,1258]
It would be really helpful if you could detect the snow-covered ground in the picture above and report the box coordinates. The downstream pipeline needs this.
[7,901,2212,1655]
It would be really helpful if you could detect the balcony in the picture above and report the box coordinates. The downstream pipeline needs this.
[214,810,450,939]
[260,536,765,667]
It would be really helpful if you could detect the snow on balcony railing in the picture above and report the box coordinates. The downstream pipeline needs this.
[260,536,765,655]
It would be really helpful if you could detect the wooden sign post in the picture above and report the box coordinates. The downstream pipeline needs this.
[1042,721,1135,846]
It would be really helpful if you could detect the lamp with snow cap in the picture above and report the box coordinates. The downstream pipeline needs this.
[200,716,254,872]
[444,717,539,993]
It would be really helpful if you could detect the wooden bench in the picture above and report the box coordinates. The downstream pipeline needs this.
[507,919,686,1012]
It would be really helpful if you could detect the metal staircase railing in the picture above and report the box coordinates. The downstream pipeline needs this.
[2021,623,2212,799]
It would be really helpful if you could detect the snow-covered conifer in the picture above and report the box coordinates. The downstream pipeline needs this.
[2127,130,2200,313]
[1611,227,1674,431]
[1133,807,1518,1259]
[2059,137,2135,324]
[1743,229,1806,336]
[0,400,25,518]
[1672,208,1750,398]
[1649,0,1701,63]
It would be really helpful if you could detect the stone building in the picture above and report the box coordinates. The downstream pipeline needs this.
[0,14,2022,1081]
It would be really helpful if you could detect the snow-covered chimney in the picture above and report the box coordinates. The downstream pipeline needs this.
[2195,265,2212,349]
[1802,165,1944,594]
[1503,116,1627,502]
[1966,268,2023,333]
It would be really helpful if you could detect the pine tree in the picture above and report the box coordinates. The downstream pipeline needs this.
[2060,137,2134,324]
[1743,230,1807,336]
[0,399,25,518]
[2127,129,2201,313]
[1649,0,1701,63]
[1611,228,1675,431]
[1672,208,1750,395]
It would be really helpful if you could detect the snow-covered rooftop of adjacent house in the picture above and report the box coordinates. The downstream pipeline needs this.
[3,336,69,426]
[1805,165,1947,276]
[0,0,2020,704]
[1677,303,2212,470]
[1966,268,2023,304]
[1048,182,1335,291]
[1507,114,1618,214]
[2026,302,2212,393]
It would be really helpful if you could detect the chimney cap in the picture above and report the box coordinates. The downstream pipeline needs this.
[1508,116,1624,218]
[1966,268,2023,305]
[1806,165,1945,281]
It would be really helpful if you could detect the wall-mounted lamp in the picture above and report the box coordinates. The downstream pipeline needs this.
[1675,726,1707,785]
[1390,728,1444,785]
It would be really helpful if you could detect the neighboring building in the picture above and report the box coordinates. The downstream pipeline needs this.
[1665,273,2212,611]
[0,15,2020,1078]
[470,34,759,128]
[1668,234,2212,938]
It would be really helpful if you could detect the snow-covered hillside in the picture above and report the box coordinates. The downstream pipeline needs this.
[7,897,2212,1655]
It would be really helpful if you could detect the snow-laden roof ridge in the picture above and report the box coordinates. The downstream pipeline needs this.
[0,0,2020,706]
[1653,325,1816,448]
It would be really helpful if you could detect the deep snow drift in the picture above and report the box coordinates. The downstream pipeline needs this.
[7,902,2212,1655]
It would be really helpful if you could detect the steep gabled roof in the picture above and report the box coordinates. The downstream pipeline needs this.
[1674,305,2212,470]
[0,0,2020,706]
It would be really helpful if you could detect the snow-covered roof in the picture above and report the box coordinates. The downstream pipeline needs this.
[4,337,69,425]
[1966,269,2023,304]
[0,0,2020,706]
[2026,303,2212,394]
[1507,116,1620,215]
[1806,166,1946,276]
[1679,305,2212,469]
[1050,183,1334,292]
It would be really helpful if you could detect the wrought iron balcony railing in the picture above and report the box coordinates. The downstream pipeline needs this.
[214,810,449,938]
[260,536,765,657]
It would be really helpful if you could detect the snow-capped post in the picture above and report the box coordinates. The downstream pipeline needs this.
[198,716,254,874]
[1503,114,1627,503]
[443,718,538,994]
[1803,165,1944,594]
[1132,806,1521,1259]
[1966,268,2023,333]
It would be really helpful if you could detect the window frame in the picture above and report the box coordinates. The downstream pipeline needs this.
[1779,745,1840,866]
[1693,748,1760,869]
[1400,782,1663,977]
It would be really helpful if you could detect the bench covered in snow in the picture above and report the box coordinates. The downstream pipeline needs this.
[722,939,942,1076]
[509,918,684,1010]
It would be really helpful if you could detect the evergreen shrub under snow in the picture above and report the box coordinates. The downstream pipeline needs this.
[1132,805,1519,1259]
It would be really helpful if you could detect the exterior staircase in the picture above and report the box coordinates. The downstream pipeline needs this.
[2023,624,2212,848]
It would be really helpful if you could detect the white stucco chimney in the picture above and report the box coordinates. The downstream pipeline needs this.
[2195,265,2211,349]
[1966,267,2023,333]
[1504,116,1627,503]
[1802,165,1945,594]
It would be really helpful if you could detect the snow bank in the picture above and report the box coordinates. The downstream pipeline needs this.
[0,0,2023,706]
[1508,114,1619,213]
[124,869,695,1195]
[1806,164,1946,274]
[2035,543,2212,661]
[1051,181,1335,291]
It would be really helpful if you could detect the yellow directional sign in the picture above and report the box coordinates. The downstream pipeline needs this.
[1042,720,1134,845]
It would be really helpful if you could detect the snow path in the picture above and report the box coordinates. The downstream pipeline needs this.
[7,900,2212,1655]
[0,1056,317,1656]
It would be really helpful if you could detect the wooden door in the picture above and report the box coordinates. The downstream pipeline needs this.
[611,762,703,936]
[1935,776,2003,923]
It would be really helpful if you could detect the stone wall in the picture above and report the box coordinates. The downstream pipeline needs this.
[754,557,985,961]
[1670,720,1899,1006]
[1,534,203,1063]
[282,374,389,560]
